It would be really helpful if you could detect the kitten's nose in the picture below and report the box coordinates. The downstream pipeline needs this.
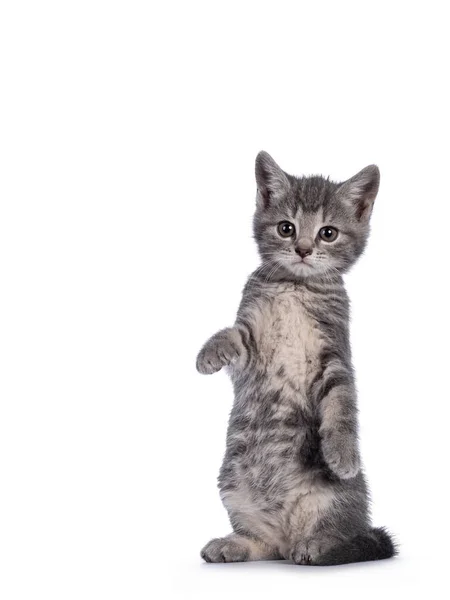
[295,240,313,258]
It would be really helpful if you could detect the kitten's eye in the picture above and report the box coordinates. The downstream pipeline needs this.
[319,226,338,242]
[277,221,296,238]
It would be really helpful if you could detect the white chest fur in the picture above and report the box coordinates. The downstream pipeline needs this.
[256,287,323,395]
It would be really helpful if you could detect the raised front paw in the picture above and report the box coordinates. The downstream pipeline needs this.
[321,432,360,480]
[196,331,240,375]
[201,537,249,563]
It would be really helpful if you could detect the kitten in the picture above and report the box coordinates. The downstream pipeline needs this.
[196,152,396,566]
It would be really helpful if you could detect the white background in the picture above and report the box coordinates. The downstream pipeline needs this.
[1,1,449,599]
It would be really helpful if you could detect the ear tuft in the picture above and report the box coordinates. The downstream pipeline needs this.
[255,151,290,206]
[337,165,380,222]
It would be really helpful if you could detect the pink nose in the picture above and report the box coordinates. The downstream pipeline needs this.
[295,247,312,258]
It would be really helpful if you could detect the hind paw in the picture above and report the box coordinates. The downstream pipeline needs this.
[291,550,312,565]
[201,537,250,563]
[290,540,322,565]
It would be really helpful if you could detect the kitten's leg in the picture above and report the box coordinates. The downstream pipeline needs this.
[196,327,247,374]
[319,383,360,479]
[201,533,280,563]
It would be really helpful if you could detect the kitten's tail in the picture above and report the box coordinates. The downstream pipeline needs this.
[315,527,397,566]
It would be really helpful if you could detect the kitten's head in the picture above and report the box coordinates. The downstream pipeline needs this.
[253,151,380,280]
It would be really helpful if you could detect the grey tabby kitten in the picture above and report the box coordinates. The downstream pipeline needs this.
[196,152,396,566]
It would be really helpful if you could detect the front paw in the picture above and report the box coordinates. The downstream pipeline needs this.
[321,432,360,479]
[196,333,240,375]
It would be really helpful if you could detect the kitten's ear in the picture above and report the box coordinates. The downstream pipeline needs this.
[337,165,380,222]
[255,151,290,206]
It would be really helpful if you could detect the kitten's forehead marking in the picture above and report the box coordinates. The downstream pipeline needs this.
[293,203,303,221]
[294,206,324,239]
[288,176,331,222]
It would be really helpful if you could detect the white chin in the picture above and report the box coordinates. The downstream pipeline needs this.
[290,262,314,276]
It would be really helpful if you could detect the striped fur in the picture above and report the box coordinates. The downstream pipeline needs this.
[197,152,396,566]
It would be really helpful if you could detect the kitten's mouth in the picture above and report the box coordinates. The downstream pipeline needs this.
[296,259,312,267]
[288,260,314,274]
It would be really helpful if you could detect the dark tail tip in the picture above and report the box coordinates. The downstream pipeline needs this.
[315,527,398,566]
[372,526,398,559]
